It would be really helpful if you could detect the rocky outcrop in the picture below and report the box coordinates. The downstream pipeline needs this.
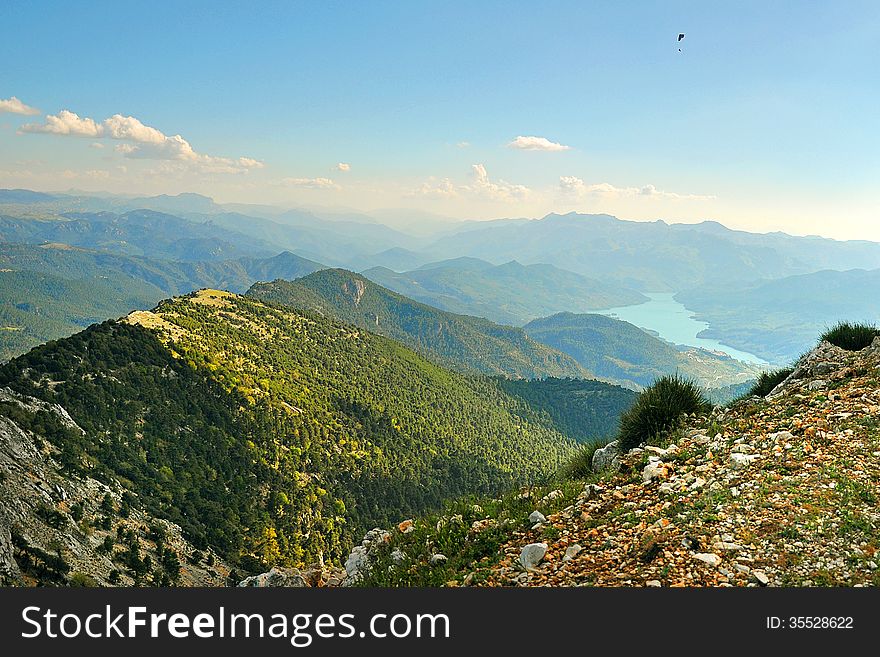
[474,337,880,587]
[592,440,621,472]
[768,340,852,397]
[342,528,392,586]
[239,567,306,587]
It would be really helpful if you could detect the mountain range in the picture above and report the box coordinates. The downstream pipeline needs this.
[0,242,321,360]
[247,269,590,380]
[361,257,645,326]
[2,187,880,588]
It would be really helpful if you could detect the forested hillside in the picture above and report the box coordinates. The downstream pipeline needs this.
[0,290,575,572]
[496,378,636,443]
[247,270,589,379]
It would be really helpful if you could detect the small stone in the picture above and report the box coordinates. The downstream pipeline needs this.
[519,542,548,571]
[642,461,665,483]
[528,510,547,524]
[752,570,770,586]
[391,548,406,565]
[688,477,706,491]
[729,453,758,470]
[397,519,414,534]
[693,553,722,567]
[714,541,744,552]
[645,580,661,587]
[563,544,583,562]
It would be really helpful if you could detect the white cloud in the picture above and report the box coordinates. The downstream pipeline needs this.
[409,177,459,199]
[456,141,470,149]
[336,162,351,171]
[508,135,571,151]
[410,164,530,202]
[0,96,40,116]
[559,176,715,201]
[20,110,103,137]
[281,176,339,189]
[89,142,105,149]
[20,107,263,173]
[103,114,167,144]
[471,163,530,200]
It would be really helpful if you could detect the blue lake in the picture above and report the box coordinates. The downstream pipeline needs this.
[600,293,768,365]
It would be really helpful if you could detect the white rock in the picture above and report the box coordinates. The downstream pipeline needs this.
[592,441,621,472]
[752,570,770,586]
[693,553,722,567]
[563,544,583,562]
[429,553,448,566]
[714,541,744,552]
[645,580,661,587]
[528,510,547,524]
[519,542,548,571]
[344,546,369,583]
[642,461,667,483]
[238,567,306,587]
[729,453,759,470]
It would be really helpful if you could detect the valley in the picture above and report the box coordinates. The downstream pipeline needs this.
[0,188,878,588]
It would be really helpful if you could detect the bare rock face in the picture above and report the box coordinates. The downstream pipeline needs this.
[0,525,21,585]
[0,387,229,587]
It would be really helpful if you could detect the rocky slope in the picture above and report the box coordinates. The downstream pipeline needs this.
[345,337,880,587]
[0,388,229,586]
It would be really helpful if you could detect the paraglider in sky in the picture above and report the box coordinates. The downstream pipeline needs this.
[677,33,685,52]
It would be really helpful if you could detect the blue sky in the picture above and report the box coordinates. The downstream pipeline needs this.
[1,0,878,239]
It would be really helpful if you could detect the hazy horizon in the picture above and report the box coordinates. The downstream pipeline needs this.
[2,1,879,241]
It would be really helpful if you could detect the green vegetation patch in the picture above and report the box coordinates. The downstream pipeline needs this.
[820,321,880,352]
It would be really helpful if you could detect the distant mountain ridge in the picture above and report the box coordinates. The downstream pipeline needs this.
[424,212,880,291]
[362,257,646,325]
[0,243,323,360]
[247,269,591,380]
[677,267,880,363]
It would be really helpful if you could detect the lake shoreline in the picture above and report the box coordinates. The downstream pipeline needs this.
[599,293,769,366]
